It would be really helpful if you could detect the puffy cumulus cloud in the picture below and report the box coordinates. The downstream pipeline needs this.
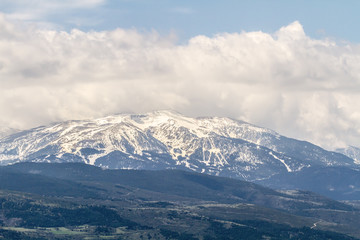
[1,17,360,150]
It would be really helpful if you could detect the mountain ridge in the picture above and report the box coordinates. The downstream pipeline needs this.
[0,111,357,174]
[0,111,359,200]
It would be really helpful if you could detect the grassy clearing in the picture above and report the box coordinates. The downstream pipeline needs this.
[1,227,37,232]
[115,227,126,234]
[2,226,125,239]
[46,226,126,238]
[47,227,84,235]
[84,235,122,240]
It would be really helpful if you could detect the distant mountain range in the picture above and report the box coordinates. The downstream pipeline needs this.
[0,110,359,200]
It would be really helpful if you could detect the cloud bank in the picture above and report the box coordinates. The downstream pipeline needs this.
[0,15,360,149]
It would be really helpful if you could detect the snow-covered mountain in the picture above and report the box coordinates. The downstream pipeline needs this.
[336,146,360,165]
[0,127,19,138]
[0,111,357,181]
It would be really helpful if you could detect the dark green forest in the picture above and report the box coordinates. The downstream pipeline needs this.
[0,162,359,239]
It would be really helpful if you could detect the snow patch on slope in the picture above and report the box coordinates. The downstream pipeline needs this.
[269,151,292,172]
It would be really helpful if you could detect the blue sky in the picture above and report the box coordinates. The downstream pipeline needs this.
[97,0,359,42]
[1,0,360,150]
[1,0,359,42]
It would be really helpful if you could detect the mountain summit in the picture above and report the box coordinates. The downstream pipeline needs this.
[0,111,357,182]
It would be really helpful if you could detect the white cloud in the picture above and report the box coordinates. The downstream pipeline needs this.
[1,0,105,9]
[170,7,194,15]
[0,17,360,150]
[1,0,105,22]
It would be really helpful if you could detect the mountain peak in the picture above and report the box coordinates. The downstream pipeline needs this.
[0,111,357,182]
[148,109,184,116]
